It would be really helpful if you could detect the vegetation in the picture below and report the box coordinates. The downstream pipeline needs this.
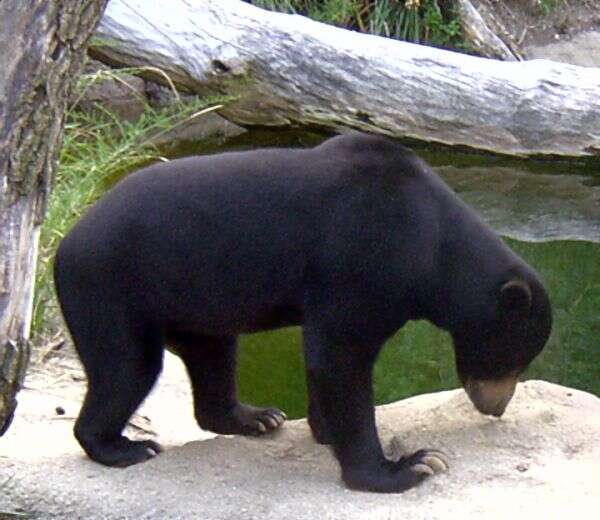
[32,68,228,342]
[248,0,465,48]
[537,0,560,16]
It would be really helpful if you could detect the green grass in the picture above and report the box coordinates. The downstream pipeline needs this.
[248,0,464,48]
[538,0,560,16]
[237,239,600,419]
[33,69,230,340]
[510,239,600,393]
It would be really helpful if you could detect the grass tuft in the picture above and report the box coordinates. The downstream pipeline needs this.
[248,0,465,48]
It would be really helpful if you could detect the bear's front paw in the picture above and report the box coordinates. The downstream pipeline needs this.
[342,450,449,493]
[198,403,287,436]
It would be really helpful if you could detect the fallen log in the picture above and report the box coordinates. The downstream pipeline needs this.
[91,0,600,157]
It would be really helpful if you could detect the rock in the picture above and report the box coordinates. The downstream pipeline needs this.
[0,359,598,519]
[75,60,147,121]
[144,81,247,144]
[525,30,600,68]
[148,110,247,146]
[75,60,246,142]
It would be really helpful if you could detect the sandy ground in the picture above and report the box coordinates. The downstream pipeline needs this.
[1,350,599,520]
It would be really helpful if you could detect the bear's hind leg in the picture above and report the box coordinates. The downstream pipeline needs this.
[170,333,286,435]
[71,318,164,467]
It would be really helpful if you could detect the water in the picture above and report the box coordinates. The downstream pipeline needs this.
[432,159,600,243]
[161,130,600,418]
[167,130,600,243]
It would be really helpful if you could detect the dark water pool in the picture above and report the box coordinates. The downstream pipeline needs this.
[162,129,599,418]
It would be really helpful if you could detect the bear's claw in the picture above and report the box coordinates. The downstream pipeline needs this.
[199,404,287,436]
[411,463,434,476]
[247,407,287,434]
[407,449,449,476]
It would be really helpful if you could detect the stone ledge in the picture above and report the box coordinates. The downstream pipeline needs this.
[1,374,598,519]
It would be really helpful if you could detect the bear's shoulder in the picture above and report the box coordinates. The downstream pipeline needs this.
[316,132,430,182]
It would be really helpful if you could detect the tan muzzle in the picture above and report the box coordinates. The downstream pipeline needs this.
[463,375,518,417]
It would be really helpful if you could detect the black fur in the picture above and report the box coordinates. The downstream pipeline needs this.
[54,133,551,492]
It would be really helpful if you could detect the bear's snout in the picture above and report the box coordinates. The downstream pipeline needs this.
[463,375,518,417]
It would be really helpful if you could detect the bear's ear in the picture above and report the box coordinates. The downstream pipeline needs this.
[500,279,532,315]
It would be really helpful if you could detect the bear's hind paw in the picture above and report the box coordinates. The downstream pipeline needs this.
[78,434,163,467]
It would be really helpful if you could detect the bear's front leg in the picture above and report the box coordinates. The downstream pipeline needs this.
[306,377,334,445]
[304,327,448,493]
[170,333,287,436]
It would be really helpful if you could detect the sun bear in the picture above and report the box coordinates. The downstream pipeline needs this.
[54,133,552,492]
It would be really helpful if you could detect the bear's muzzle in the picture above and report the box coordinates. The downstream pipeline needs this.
[463,374,518,417]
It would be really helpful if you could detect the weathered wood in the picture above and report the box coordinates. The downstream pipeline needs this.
[454,0,520,60]
[466,0,527,60]
[0,0,108,435]
[90,0,600,157]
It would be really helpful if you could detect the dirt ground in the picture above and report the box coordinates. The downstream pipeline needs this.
[21,338,204,449]
[472,0,600,48]
[2,376,599,519]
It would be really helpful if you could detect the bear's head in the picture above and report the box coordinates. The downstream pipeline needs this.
[451,278,552,417]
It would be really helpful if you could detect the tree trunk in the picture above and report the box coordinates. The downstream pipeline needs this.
[91,0,600,158]
[0,0,108,435]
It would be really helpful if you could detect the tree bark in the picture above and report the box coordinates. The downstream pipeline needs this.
[464,0,528,59]
[91,0,600,158]
[0,0,108,435]
[454,0,522,60]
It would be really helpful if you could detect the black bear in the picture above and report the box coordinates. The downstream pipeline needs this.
[54,133,552,493]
